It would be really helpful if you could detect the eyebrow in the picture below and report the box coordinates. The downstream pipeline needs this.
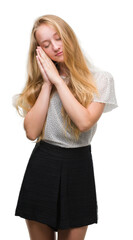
[41,32,58,43]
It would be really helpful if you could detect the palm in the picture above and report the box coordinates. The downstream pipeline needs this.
[36,47,60,84]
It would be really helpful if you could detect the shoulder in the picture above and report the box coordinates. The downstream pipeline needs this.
[92,70,115,92]
[92,70,114,82]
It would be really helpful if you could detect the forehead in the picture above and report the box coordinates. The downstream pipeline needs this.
[35,24,58,41]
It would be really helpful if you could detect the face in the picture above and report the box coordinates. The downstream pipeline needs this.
[35,24,64,63]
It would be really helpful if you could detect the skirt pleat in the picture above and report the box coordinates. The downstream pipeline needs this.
[15,140,98,232]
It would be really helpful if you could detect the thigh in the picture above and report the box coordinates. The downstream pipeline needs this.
[25,219,56,240]
[57,225,88,240]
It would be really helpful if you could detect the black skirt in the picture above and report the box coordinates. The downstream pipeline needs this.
[15,140,98,232]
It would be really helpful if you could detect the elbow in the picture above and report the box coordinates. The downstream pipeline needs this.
[25,131,37,141]
[24,119,37,140]
[78,124,87,133]
[25,127,41,140]
[78,121,93,132]
[24,124,41,140]
[77,111,93,132]
[79,125,89,133]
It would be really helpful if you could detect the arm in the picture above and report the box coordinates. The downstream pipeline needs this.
[55,78,105,132]
[36,47,105,132]
[24,83,52,140]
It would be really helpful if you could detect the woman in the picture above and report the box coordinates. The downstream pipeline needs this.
[13,14,118,240]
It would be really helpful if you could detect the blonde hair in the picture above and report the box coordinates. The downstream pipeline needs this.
[12,14,99,143]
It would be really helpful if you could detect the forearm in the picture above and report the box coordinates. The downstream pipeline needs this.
[24,83,52,140]
[55,78,90,132]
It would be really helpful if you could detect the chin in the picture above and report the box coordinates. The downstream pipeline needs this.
[57,57,64,63]
[58,60,64,63]
[52,56,64,63]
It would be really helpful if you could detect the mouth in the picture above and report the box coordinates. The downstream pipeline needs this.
[55,51,63,56]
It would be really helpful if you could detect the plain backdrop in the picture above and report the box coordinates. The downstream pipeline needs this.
[0,0,133,239]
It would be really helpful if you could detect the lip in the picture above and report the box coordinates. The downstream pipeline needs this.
[55,51,63,56]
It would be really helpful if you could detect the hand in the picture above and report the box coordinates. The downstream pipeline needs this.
[36,48,53,87]
[36,46,61,86]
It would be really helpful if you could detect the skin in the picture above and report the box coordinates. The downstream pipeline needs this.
[25,219,88,240]
[35,24,68,80]
[34,24,105,132]
[25,24,104,239]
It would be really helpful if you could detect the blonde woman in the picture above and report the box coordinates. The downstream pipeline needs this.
[13,14,118,240]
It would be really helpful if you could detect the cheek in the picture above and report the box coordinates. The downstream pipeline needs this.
[41,47,48,54]
[42,48,51,57]
[60,41,64,50]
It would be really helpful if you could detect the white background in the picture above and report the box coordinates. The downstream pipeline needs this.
[0,0,133,239]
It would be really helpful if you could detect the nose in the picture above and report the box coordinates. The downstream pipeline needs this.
[52,41,60,51]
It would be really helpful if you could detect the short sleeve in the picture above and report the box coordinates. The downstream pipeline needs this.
[92,71,118,113]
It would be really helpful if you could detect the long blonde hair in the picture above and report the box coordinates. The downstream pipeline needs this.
[12,14,99,143]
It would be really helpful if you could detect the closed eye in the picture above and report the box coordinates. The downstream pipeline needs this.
[44,38,61,48]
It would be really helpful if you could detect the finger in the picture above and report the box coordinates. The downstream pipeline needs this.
[37,47,49,61]
[37,46,45,53]
[37,52,51,71]
[36,55,42,69]
[36,48,43,58]
[36,52,45,65]
[37,48,55,73]
[37,48,52,67]
[36,55,44,73]
[37,49,48,66]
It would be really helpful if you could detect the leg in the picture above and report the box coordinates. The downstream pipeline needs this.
[57,225,88,240]
[25,219,56,240]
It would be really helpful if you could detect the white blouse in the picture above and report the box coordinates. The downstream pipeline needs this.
[42,70,118,148]
[92,71,118,113]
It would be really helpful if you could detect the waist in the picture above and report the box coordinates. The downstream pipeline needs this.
[38,140,91,154]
